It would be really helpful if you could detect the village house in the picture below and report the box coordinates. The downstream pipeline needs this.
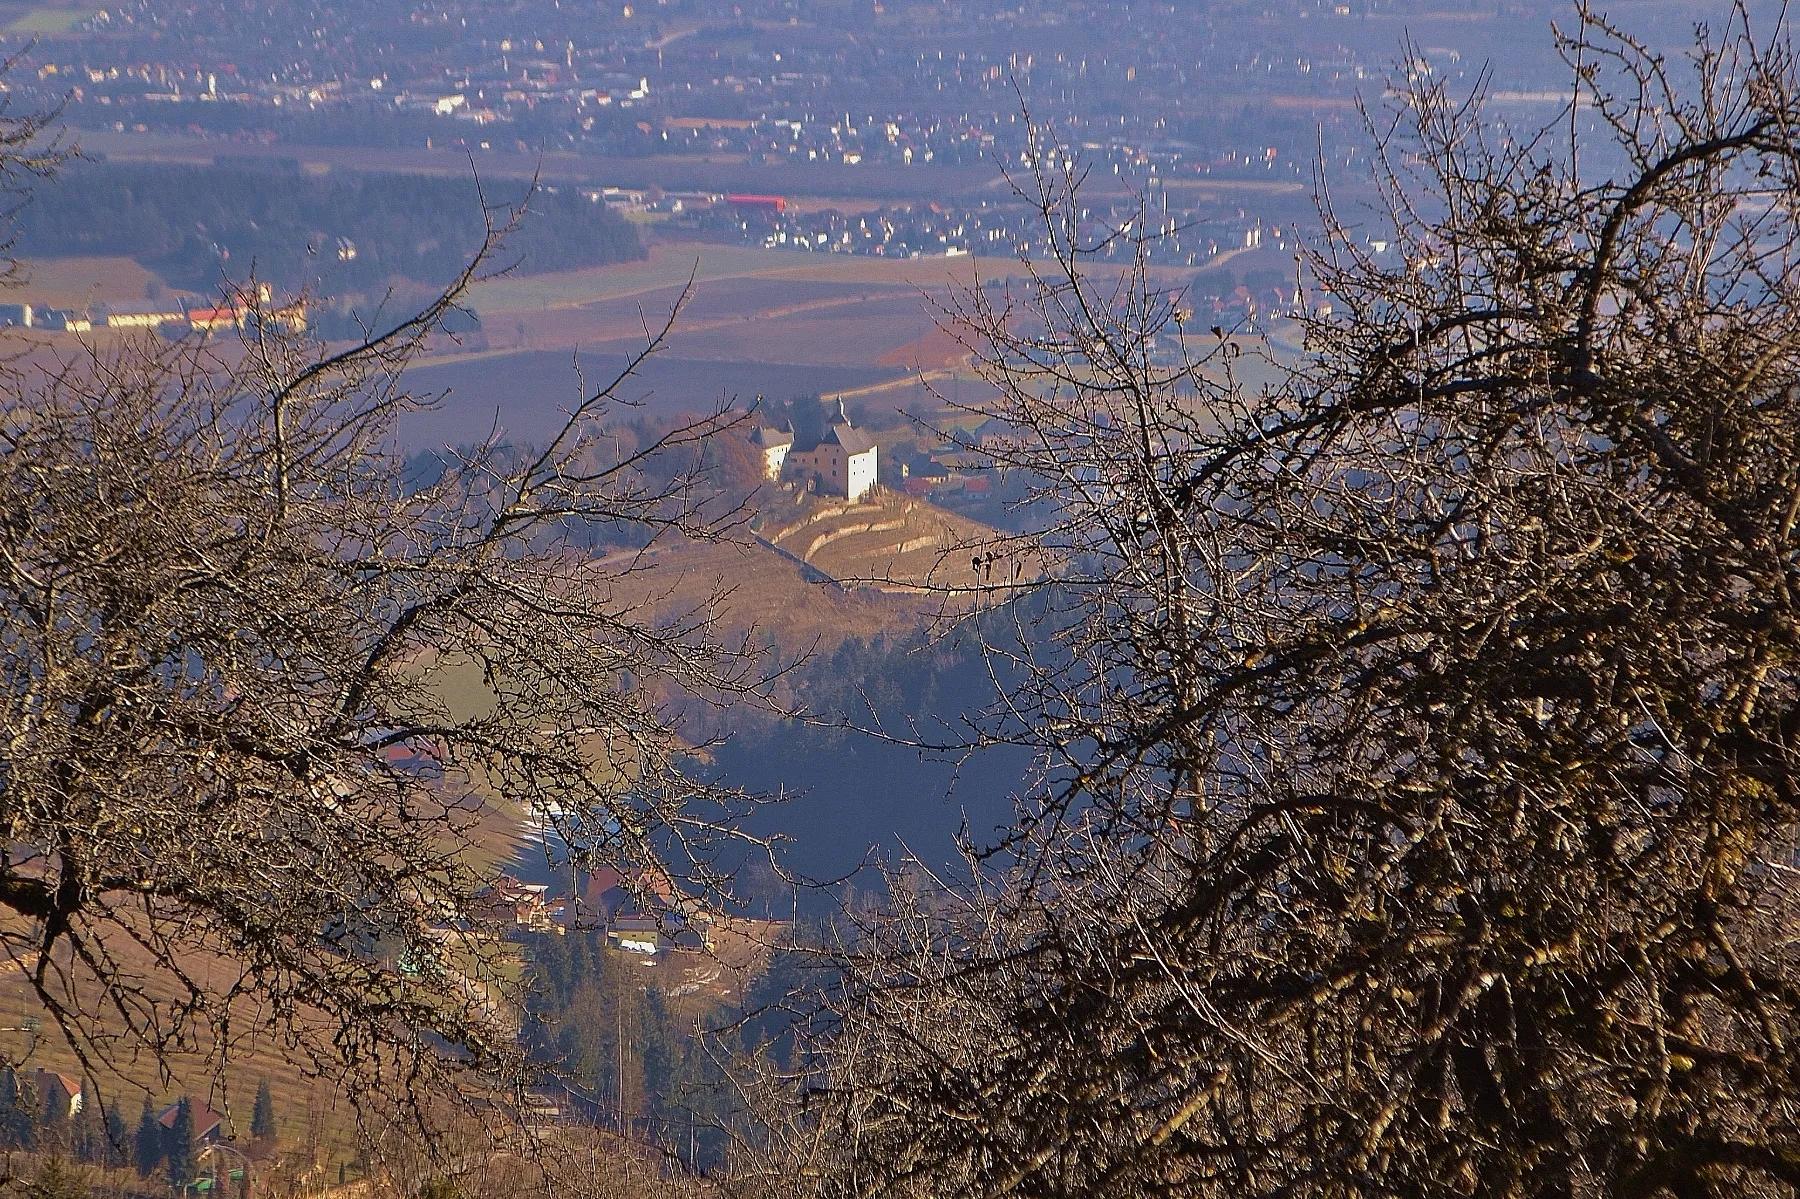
[476,877,554,931]
[186,303,249,332]
[582,864,714,954]
[158,1098,227,1146]
[32,1070,81,1118]
[608,912,663,955]
[605,908,711,955]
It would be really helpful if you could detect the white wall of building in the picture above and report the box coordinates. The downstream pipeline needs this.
[846,447,877,502]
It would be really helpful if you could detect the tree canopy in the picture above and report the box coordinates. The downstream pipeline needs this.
[0,193,771,1140]
[749,9,1800,1198]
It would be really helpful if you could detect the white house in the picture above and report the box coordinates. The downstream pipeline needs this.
[784,401,878,502]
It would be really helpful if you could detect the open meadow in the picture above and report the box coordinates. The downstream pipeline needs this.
[11,255,172,307]
[467,239,1032,321]
[0,0,94,32]
[0,930,374,1161]
[402,239,1050,439]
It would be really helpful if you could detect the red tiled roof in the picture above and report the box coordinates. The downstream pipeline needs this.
[157,1100,226,1139]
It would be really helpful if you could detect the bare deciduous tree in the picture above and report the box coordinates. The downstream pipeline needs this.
[0,203,772,1145]
[747,8,1800,1197]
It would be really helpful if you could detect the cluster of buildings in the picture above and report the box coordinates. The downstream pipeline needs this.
[476,866,713,957]
[0,0,1588,304]
[31,1070,246,1157]
[687,191,1283,268]
[752,401,881,504]
[0,287,306,337]
[1,0,1551,221]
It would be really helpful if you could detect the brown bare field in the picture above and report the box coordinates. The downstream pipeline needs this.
[473,244,794,312]
[471,241,1029,318]
[439,242,1036,411]
[594,533,925,648]
[397,351,916,446]
[876,322,969,370]
[11,255,171,307]
[489,276,918,353]
[655,276,886,321]
[0,927,367,1160]
[634,301,944,368]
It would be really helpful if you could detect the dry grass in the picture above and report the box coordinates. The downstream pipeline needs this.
[595,534,926,649]
[0,928,367,1162]
[10,256,171,307]
[469,241,1032,318]
[759,489,1012,595]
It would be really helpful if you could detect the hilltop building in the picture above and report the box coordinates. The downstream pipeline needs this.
[784,400,878,502]
[751,422,794,479]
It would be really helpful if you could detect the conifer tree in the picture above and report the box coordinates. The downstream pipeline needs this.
[68,1088,104,1165]
[249,1079,275,1143]
[0,1067,34,1149]
[23,1156,89,1199]
[0,1067,18,1148]
[104,1102,127,1169]
[134,1097,163,1179]
[165,1098,194,1192]
[37,1081,67,1153]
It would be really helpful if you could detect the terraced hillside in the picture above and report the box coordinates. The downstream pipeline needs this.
[756,489,1012,595]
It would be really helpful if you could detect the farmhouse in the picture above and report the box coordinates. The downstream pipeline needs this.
[476,877,554,930]
[158,1099,227,1146]
[608,912,662,955]
[784,402,878,502]
[33,1070,81,1118]
[187,303,248,331]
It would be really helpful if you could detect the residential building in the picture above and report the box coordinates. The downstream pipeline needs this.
[158,1099,226,1145]
[608,912,662,954]
[476,877,553,930]
[187,304,247,331]
[32,1070,81,1118]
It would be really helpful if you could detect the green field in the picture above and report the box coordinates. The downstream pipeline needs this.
[5,3,95,32]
